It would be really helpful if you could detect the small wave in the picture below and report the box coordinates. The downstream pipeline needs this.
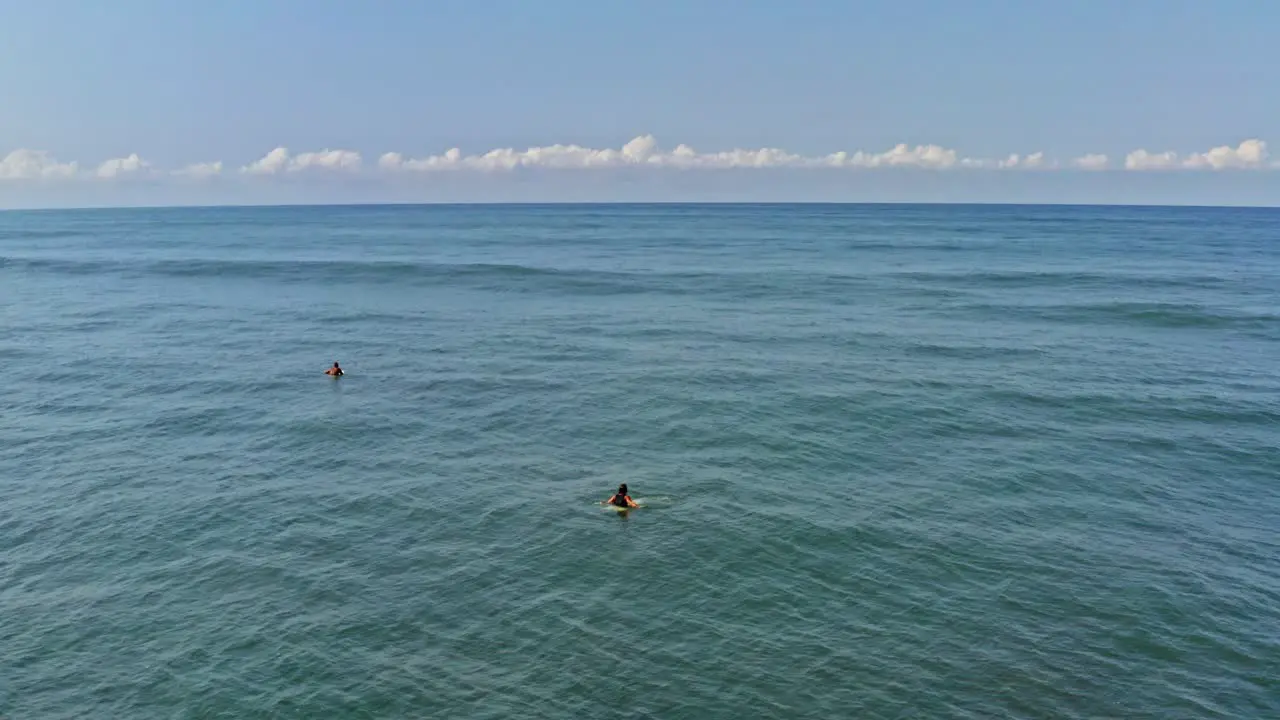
[984,388,1280,428]
[1,255,885,303]
[3,255,664,294]
[1049,302,1278,330]
[0,229,86,242]
[0,255,642,294]
[893,269,1233,291]
[962,301,1277,330]
[0,256,120,276]
[903,342,1044,360]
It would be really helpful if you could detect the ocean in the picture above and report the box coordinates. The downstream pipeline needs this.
[1,203,1277,719]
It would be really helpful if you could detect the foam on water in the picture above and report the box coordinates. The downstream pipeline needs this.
[1,204,1278,719]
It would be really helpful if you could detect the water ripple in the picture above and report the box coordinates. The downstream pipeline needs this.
[2,204,1278,719]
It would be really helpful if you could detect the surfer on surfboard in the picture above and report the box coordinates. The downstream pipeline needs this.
[603,483,639,509]
[325,362,344,377]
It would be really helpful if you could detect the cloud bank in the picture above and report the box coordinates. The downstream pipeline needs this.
[1,137,1274,184]
[378,136,991,171]
[0,149,79,180]
[96,153,151,179]
[241,147,362,175]
[173,161,223,179]
[1123,139,1271,171]
[1072,154,1110,171]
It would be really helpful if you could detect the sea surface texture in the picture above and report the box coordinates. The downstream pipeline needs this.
[1,204,1277,719]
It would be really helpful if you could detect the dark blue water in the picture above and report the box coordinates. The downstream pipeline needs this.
[2,204,1277,719]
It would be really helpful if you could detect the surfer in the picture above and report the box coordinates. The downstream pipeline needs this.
[325,362,344,376]
[603,483,639,509]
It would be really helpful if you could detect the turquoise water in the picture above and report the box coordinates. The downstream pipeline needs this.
[2,203,1277,719]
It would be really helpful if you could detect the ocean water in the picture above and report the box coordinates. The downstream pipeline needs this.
[1,203,1277,719]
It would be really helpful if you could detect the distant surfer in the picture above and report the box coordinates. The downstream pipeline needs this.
[603,483,639,509]
[325,362,344,377]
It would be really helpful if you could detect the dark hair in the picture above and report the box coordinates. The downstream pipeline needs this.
[617,483,628,495]
[333,361,340,366]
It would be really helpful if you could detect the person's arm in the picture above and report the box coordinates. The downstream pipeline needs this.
[626,496,639,508]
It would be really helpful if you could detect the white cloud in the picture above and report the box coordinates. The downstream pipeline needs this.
[240,147,362,175]
[0,149,79,180]
[380,147,463,171]
[1124,139,1269,171]
[378,152,405,170]
[292,149,362,172]
[1018,152,1047,169]
[1181,139,1268,170]
[241,147,291,175]
[1125,149,1180,171]
[846,143,959,169]
[957,152,1048,170]
[96,153,151,179]
[173,161,223,178]
[1073,153,1109,171]
[623,135,658,162]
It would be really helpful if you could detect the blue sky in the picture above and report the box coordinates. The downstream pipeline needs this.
[1,0,1277,207]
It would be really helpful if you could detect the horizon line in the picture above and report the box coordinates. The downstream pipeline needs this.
[3,199,1280,214]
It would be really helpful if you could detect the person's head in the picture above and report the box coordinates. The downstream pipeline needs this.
[333,362,340,368]
[617,483,628,495]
